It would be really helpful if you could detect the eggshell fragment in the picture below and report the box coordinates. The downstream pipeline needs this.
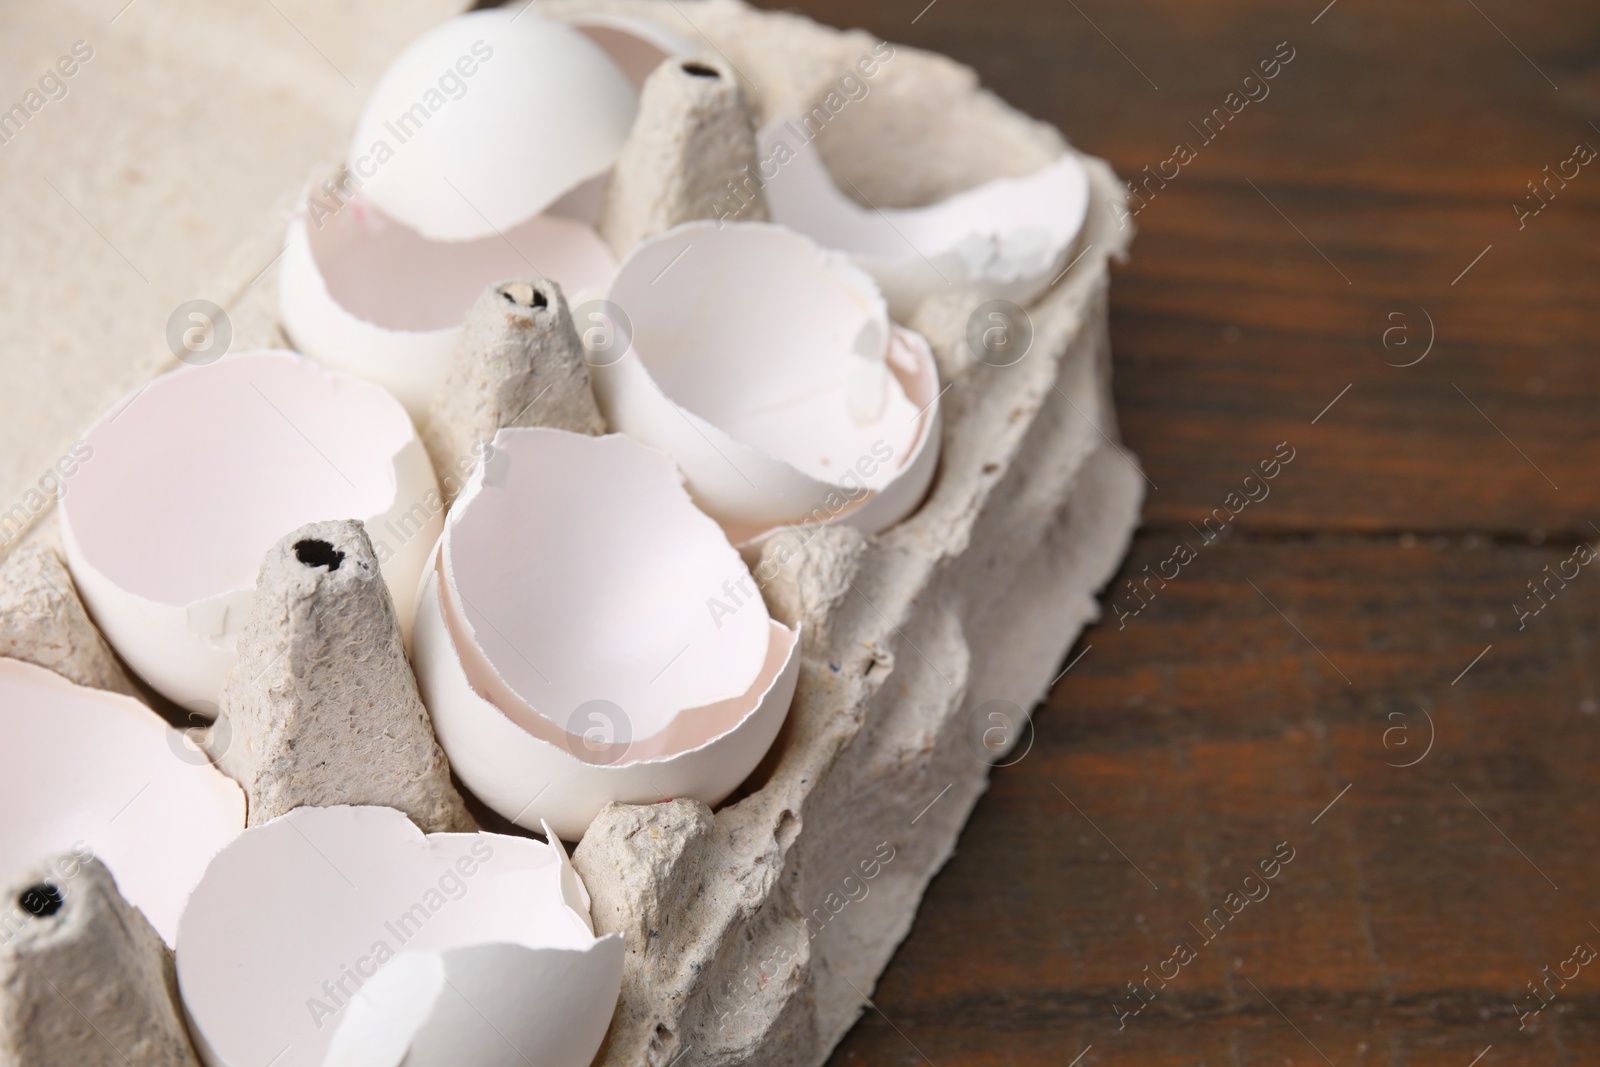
[0,658,244,945]
[590,221,942,540]
[323,942,621,1067]
[278,191,617,420]
[175,806,622,1067]
[446,429,769,733]
[564,11,696,88]
[757,118,1090,318]
[351,9,638,241]
[58,351,440,713]
[412,427,800,839]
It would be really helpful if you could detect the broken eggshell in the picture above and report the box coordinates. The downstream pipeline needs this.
[278,185,616,419]
[563,10,697,89]
[352,8,637,242]
[589,221,942,543]
[412,427,800,840]
[0,658,244,945]
[174,805,622,1067]
[59,350,441,713]
[757,118,1091,319]
[278,9,640,418]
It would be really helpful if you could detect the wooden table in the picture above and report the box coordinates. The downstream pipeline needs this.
[739,1,1600,1063]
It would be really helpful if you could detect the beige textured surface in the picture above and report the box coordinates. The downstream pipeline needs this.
[0,0,468,558]
[546,3,1141,1064]
[599,51,767,254]
[212,519,476,833]
[2,3,1139,1063]
[0,855,199,1066]
[0,534,136,695]
[422,276,606,504]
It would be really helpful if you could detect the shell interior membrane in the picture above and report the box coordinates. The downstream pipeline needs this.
[441,428,772,746]
[756,118,1090,315]
[595,222,942,535]
[0,658,244,945]
[305,181,616,335]
[175,806,622,1067]
[58,350,439,711]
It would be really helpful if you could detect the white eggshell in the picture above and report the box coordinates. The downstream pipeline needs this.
[411,428,800,840]
[590,221,943,539]
[351,9,638,241]
[324,942,622,1067]
[563,11,698,88]
[175,806,622,1067]
[442,429,770,736]
[758,119,1091,318]
[278,190,617,419]
[826,324,942,539]
[58,351,441,713]
[0,658,244,944]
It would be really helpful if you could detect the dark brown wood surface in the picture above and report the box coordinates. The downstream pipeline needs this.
[738,1,1600,1063]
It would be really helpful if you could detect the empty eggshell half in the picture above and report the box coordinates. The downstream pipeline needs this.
[563,11,697,88]
[278,8,640,417]
[278,186,617,419]
[0,658,244,945]
[175,805,622,1067]
[590,221,943,542]
[59,350,441,713]
[352,9,638,242]
[757,118,1091,318]
[412,427,800,840]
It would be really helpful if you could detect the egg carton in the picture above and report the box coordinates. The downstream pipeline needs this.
[525,4,1141,1064]
[0,1,1141,1063]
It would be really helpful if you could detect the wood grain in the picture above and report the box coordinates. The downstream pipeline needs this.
[726,0,1600,1063]
[758,0,1600,536]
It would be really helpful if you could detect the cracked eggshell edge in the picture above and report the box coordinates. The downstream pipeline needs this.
[58,351,442,714]
[0,657,245,946]
[414,561,800,841]
[278,213,459,421]
[176,806,621,1067]
[759,118,1091,318]
[591,221,940,534]
[562,10,698,88]
[351,9,638,242]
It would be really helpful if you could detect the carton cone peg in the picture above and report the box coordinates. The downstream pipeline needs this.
[210,519,476,833]
[0,854,201,1066]
[0,537,136,696]
[600,54,767,256]
[422,276,605,502]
